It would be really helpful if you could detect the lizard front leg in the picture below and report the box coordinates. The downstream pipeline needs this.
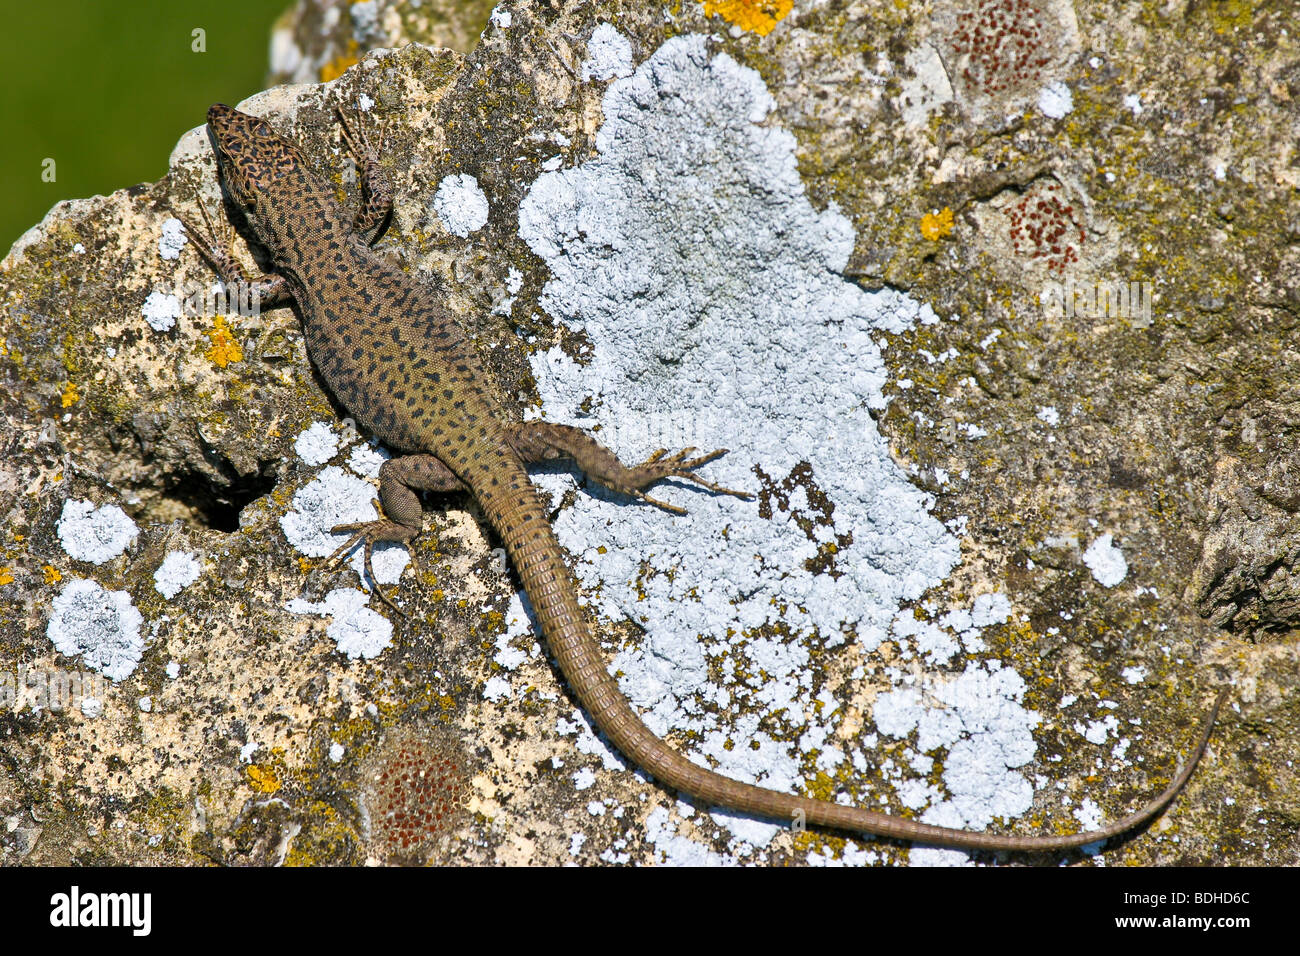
[327,454,465,613]
[508,421,753,515]
[178,196,292,310]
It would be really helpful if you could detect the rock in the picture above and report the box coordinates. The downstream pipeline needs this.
[0,0,1292,866]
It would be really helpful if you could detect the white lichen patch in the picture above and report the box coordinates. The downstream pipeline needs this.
[1073,797,1104,831]
[1038,80,1074,118]
[1121,665,1147,685]
[559,707,627,772]
[47,578,145,681]
[644,806,733,866]
[493,592,534,669]
[1083,533,1128,587]
[506,266,524,295]
[153,550,201,599]
[516,35,1048,862]
[1076,714,1120,745]
[141,290,181,332]
[347,441,391,479]
[482,676,512,701]
[432,173,489,237]
[279,465,409,589]
[807,843,880,867]
[294,421,341,465]
[891,592,1008,666]
[56,499,138,564]
[158,218,188,260]
[285,588,392,659]
[875,664,1037,817]
[581,23,634,81]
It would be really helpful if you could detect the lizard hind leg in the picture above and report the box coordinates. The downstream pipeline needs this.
[325,454,466,614]
[508,422,755,515]
[335,104,392,243]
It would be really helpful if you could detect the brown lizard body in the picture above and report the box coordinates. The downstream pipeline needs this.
[189,101,1226,855]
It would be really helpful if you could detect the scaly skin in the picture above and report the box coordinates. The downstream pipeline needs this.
[191,102,1227,854]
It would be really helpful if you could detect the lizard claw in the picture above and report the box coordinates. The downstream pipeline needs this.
[336,105,387,165]
[178,196,247,286]
[324,512,414,618]
[626,447,755,514]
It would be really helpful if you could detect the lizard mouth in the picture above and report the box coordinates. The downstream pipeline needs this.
[206,103,243,149]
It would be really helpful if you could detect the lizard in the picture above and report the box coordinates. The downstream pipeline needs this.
[183,100,1228,854]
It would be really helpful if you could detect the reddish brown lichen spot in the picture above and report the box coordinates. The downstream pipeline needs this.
[1005,182,1085,272]
[703,0,793,36]
[950,0,1054,97]
[364,728,470,865]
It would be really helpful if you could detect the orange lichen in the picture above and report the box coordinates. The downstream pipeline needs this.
[204,316,243,368]
[0,569,13,586]
[950,0,1053,97]
[920,207,954,240]
[60,381,79,408]
[43,565,62,584]
[703,0,793,36]
[1006,182,1084,272]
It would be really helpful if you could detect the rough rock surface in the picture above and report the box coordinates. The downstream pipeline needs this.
[0,0,1295,866]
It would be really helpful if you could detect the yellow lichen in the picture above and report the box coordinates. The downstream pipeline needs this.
[0,569,13,586]
[60,380,80,408]
[247,765,281,794]
[320,40,360,82]
[43,565,62,584]
[920,207,954,240]
[703,0,793,36]
[204,316,244,368]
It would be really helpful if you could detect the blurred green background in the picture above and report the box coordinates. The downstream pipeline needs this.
[0,0,288,254]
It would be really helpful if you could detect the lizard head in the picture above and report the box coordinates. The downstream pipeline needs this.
[206,104,313,235]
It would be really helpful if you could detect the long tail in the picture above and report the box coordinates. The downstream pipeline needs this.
[474,450,1227,852]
